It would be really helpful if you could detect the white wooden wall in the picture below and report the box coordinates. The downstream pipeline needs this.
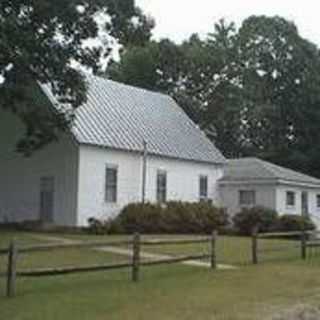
[219,181,320,229]
[275,184,320,228]
[77,145,224,226]
[0,110,79,226]
[218,182,277,216]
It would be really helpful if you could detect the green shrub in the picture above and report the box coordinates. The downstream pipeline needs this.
[276,214,316,232]
[87,217,124,235]
[232,206,279,235]
[232,206,316,236]
[189,202,229,234]
[87,217,107,235]
[164,201,192,233]
[114,201,229,234]
[116,203,163,234]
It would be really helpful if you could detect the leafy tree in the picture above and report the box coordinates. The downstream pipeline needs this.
[198,21,243,157]
[108,16,320,178]
[108,39,183,92]
[238,16,320,176]
[108,20,243,157]
[0,0,153,155]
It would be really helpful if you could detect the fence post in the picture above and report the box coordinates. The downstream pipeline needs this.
[7,240,18,298]
[210,230,218,269]
[132,233,140,282]
[301,228,307,260]
[252,227,258,265]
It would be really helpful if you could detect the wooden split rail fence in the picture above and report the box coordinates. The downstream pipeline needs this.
[251,228,320,265]
[0,231,218,298]
[3,228,317,298]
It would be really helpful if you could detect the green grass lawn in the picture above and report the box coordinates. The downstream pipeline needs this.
[1,231,320,320]
[0,231,50,247]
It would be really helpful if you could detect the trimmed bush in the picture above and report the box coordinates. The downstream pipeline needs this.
[163,202,229,234]
[232,206,279,235]
[232,206,316,236]
[88,217,106,235]
[276,214,316,232]
[87,217,124,235]
[111,201,229,234]
[116,203,164,234]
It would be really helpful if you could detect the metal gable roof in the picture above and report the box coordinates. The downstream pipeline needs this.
[41,73,226,164]
[220,158,320,186]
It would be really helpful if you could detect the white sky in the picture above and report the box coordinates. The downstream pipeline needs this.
[136,0,320,45]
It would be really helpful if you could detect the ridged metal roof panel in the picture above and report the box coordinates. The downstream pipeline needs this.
[41,73,226,164]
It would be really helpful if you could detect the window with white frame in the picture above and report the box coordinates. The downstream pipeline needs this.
[105,166,118,203]
[199,175,208,201]
[286,191,295,207]
[239,190,256,206]
[317,195,320,208]
[156,170,167,203]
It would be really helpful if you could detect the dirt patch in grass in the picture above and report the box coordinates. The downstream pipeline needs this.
[267,305,320,320]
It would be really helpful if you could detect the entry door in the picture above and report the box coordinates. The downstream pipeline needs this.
[301,191,309,217]
[40,177,55,223]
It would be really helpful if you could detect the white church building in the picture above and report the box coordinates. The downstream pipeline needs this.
[0,74,226,226]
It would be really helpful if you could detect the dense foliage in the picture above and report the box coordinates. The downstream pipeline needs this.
[232,206,279,235]
[232,207,316,235]
[0,0,153,154]
[108,16,320,178]
[89,204,316,236]
[276,214,316,232]
[6,4,320,179]
[88,202,229,235]
[87,217,123,235]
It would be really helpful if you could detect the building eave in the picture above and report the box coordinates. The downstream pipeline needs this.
[276,179,320,189]
[79,142,226,167]
[219,178,320,189]
[218,178,278,186]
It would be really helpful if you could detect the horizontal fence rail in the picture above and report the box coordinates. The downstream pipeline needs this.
[252,229,319,264]
[141,254,212,267]
[257,244,301,253]
[0,240,132,255]
[305,241,320,248]
[16,262,133,277]
[2,231,218,298]
[257,230,314,238]
[0,238,211,256]
[141,237,211,246]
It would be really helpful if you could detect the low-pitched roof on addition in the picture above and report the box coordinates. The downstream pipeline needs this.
[220,157,320,186]
[41,74,225,164]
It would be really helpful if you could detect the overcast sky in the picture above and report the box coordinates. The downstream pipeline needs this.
[136,0,320,45]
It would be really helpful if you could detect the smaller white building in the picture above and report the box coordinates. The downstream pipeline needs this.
[0,74,226,226]
[219,158,320,228]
